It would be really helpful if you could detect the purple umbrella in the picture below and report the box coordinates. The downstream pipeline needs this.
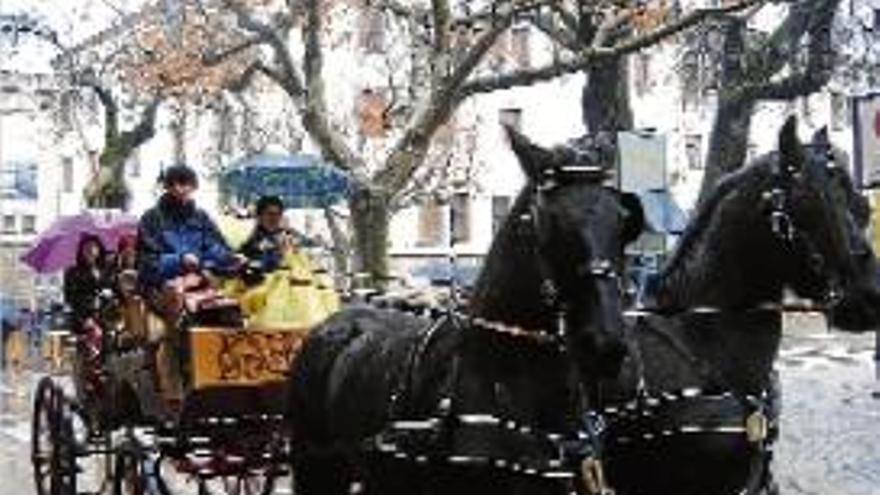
[20,211,138,273]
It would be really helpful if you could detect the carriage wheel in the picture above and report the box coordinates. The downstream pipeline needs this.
[220,473,276,495]
[31,377,78,495]
[197,472,276,495]
[113,441,149,495]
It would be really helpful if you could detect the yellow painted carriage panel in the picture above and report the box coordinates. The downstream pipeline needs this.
[189,327,310,389]
[872,191,880,254]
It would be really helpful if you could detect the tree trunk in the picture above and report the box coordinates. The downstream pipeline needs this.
[581,57,634,134]
[84,143,130,210]
[698,95,754,205]
[348,187,391,289]
[322,206,352,290]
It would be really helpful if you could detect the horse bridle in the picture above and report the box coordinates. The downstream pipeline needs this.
[524,165,622,329]
[764,156,844,308]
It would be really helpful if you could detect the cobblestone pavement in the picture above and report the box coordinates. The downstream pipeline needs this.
[774,315,879,495]
[0,319,877,495]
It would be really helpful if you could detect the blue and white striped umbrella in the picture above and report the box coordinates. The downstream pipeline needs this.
[221,153,352,209]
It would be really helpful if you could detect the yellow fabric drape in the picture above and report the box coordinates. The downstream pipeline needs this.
[225,250,339,329]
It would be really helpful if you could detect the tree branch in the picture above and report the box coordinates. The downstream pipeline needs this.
[592,9,634,48]
[740,0,816,81]
[432,0,452,56]
[745,0,837,100]
[370,0,426,20]
[301,0,364,174]
[461,0,767,97]
[76,71,120,142]
[733,0,837,101]
[119,96,162,151]
[374,11,515,196]
[530,10,580,51]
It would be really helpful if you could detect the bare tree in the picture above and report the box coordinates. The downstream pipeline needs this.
[53,1,258,209]
[210,0,766,283]
[692,0,840,203]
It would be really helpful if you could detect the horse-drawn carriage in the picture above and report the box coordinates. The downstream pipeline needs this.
[31,250,339,495]
[29,120,880,495]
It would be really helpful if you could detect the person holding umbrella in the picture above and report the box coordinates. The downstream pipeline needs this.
[63,234,112,415]
[239,195,294,274]
[63,234,111,336]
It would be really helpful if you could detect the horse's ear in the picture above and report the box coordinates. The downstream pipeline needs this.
[504,125,552,181]
[811,126,830,147]
[778,116,804,175]
[619,192,645,245]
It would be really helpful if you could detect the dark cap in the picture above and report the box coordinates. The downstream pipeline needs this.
[256,195,284,215]
[161,164,198,188]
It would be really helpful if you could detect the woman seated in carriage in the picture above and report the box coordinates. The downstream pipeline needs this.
[227,195,339,329]
[239,195,293,277]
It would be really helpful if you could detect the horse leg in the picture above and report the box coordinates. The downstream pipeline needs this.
[292,451,352,495]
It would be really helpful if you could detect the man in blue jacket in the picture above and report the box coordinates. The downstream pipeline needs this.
[137,164,242,400]
[137,164,239,288]
[137,164,245,325]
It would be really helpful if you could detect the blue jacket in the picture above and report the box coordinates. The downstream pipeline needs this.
[136,195,234,288]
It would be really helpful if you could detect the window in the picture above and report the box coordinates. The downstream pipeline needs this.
[634,53,651,96]
[0,161,37,199]
[874,9,880,32]
[450,193,471,244]
[21,215,35,234]
[510,26,531,69]
[58,91,72,131]
[498,108,522,131]
[62,157,73,193]
[417,200,445,247]
[127,151,141,178]
[359,11,385,53]
[357,88,387,138]
[2,215,15,233]
[492,195,512,234]
[830,92,847,131]
[685,134,702,170]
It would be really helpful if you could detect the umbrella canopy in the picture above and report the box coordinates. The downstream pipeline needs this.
[20,211,138,273]
[638,190,688,235]
[221,153,351,209]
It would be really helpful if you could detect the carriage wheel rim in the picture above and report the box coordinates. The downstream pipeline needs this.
[31,379,57,495]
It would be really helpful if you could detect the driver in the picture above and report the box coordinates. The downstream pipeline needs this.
[136,164,243,323]
[136,164,242,402]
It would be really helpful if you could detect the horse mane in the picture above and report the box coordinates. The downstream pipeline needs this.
[468,185,540,320]
[658,153,777,283]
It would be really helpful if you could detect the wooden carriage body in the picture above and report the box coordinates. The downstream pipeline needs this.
[32,266,338,495]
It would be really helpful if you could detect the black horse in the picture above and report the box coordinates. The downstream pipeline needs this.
[599,117,880,495]
[287,128,644,495]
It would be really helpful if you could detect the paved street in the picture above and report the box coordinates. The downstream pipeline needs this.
[0,319,877,495]
[774,315,880,495]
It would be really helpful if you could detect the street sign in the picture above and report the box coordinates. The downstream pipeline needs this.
[617,130,666,192]
[852,93,880,188]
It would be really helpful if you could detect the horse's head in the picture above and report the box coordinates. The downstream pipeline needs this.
[771,117,880,329]
[506,127,644,379]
